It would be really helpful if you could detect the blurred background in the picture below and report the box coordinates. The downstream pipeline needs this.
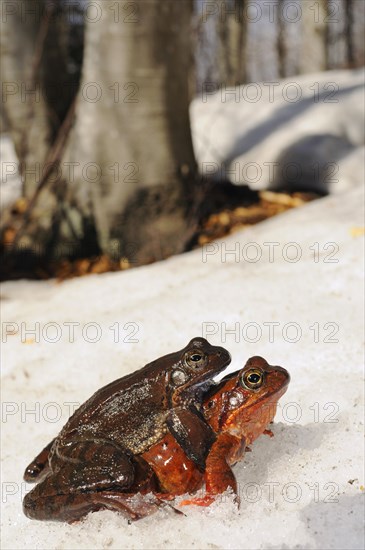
[196,0,364,87]
[1,0,364,279]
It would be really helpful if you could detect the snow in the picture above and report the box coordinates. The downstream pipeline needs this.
[191,68,365,194]
[1,183,364,549]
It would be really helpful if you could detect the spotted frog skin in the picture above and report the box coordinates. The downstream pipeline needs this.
[23,338,231,521]
[142,356,290,505]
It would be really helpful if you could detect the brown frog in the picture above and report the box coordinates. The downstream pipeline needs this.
[23,337,231,521]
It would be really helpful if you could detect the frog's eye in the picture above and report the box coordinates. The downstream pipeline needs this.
[184,350,208,369]
[241,368,264,390]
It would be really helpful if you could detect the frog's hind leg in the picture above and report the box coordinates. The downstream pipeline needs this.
[23,442,153,522]
[24,439,55,483]
[73,462,184,522]
[52,439,137,493]
[23,481,160,522]
[23,475,104,522]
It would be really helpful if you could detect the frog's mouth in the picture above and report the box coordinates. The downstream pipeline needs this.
[173,347,231,406]
[196,350,232,389]
[244,382,290,409]
[196,377,218,394]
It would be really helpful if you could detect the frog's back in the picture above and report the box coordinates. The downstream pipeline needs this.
[57,361,168,453]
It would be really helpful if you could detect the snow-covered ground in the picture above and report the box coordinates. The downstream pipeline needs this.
[1,183,364,549]
[191,68,365,194]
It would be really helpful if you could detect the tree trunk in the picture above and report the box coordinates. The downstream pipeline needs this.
[299,0,328,73]
[277,0,286,78]
[1,0,197,267]
[345,0,354,66]
[0,0,52,196]
[217,0,246,86]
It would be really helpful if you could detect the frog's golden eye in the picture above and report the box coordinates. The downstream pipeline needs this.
[185,350,208,369]
[241,368,264,390]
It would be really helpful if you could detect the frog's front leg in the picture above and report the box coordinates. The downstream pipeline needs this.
[24,439,55,482]
[167,407,217,472]
[23,441,157,522]
[180,433,244,507]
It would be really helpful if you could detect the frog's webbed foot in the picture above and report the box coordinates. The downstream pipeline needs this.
[180,491,240,507]
[180,494,216,507]
[24,439,55,482]
[85,492,164,522]
[167,407,216,472]
[79,491,186,522]
[264,428,274,437]
[149,492,187,514]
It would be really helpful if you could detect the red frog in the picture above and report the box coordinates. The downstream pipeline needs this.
[142,355,290,505]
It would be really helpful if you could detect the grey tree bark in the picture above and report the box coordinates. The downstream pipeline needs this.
[1,0,197,267]
[299,0,328,73]
[277,0,287,78]
[345,0,354,66]
[1,0,51,196]
[217,0,246,86]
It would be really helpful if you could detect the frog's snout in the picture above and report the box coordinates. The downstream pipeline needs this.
[23,490,38,520]
[215,347,231,367]
[275,365,290,385]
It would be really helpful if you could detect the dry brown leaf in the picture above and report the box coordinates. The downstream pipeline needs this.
[3,228,16,245]
[120,258,131,270]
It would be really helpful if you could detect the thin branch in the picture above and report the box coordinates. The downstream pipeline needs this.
[20,1,54,164]
[11,97,77,251]
[345,0,354,66]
